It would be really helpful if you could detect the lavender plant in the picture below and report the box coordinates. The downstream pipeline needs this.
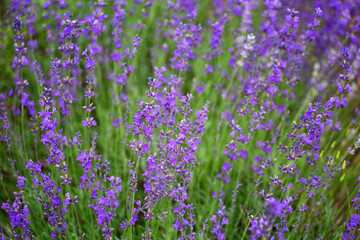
[0,0,360,239]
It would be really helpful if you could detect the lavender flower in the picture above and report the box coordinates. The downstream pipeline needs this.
[1,192,33,239]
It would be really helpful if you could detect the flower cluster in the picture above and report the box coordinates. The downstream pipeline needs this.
[0,0,360,240]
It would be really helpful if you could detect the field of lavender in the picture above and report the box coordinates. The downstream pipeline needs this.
[1,0,360,239]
